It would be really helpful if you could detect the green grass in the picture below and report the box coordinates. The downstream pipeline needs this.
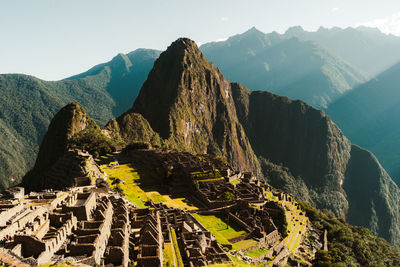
[163,242,174,267]
[191,213,259,251]
[245,247,269,258]
[103,164,147,208]
[233,239,257,250]
[229,178,239,184]
[170,228,184,267]
[207,254,261,267]
[192,213,246,247]
[100,163,199,210]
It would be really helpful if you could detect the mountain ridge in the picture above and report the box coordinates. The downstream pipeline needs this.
[5,35,400,249]
[200,27,367,108]
[327,61,400,184]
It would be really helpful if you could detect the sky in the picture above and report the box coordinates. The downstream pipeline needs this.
[1,0,400,80]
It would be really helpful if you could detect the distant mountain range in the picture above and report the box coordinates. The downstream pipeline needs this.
[327,62,400,183]
[284,25,400,76]
[3,25,400,192]
[200,26,400,185]
[23,38,400,249]
[200,27,368,109]
[0,49,160,189]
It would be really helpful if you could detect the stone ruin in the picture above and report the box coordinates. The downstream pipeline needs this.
[148,201,231,266]
[0,147,307,266]
[120,148,266,209]
[0,185,232,266]
[40,149,105,190]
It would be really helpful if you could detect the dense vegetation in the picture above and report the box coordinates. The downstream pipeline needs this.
[300,201,400,266]
[68,126,121,158]
[0,49,159,189]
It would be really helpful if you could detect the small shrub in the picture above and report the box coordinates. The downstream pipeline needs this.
[218,191,235,201]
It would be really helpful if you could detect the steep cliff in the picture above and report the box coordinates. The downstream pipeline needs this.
[130,38,260,175]
[231,83,351,215]
[344,145,400,248]
[231,82,400,247]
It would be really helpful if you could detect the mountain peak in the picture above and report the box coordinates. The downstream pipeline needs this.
[130,38,261,175]
[285,25,305,35]
[242,26,265,37]
[109,53,132,72]
[167,37,199,54]
[32,102,95,172]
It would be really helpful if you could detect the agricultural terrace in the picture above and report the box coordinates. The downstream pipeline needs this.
[192,214,258,251]
[264,190,309,255]
[98,155,201,210]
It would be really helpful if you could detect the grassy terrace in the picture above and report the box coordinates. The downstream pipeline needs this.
[208,254,266,267]
[170,227,184,267]
[97,154,309,265]
[245,247,269,257]
[264,189,309,255]
[163,242,174,267]
[99,162,199,210]
[192,213,258,251]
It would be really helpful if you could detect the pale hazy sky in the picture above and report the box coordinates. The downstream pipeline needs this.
[1,0,400,80]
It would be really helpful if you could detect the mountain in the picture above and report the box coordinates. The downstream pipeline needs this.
[231,83,350,215]
[344,145,400,246]
[128,38,261,175]
[0,49,159,189]
[23,37,400,249]
[230,83,400,248]
[200,27,367,108]
[284,25,400,76]
[17,103,400,266]
[22,102,105,190]
[68,48,161,115]
[327,62,400,184]
[109,38,400,247]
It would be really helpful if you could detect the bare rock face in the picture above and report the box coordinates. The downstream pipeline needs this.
[231,83,351,216]
[130,38,260,175]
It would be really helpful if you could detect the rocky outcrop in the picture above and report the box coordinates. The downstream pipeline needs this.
[32,103,96,173]
[104,113,161,146]
[22,103,99,190]
[130,38,260,175]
